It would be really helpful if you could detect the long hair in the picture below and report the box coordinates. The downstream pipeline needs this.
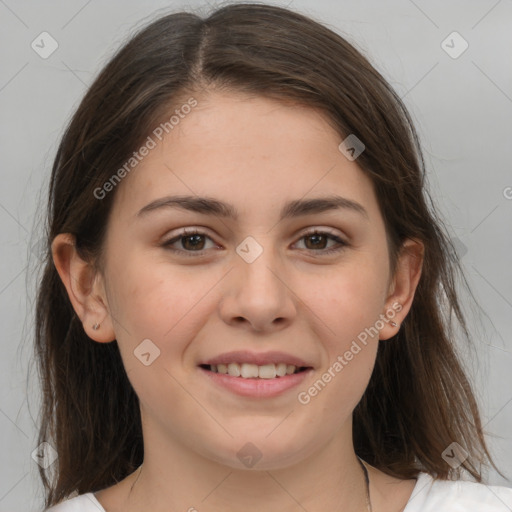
[34,3,503,508]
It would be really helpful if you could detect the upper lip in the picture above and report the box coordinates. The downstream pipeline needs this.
[200,350,313,368]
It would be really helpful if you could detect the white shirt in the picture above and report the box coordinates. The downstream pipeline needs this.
[44,472,512,511]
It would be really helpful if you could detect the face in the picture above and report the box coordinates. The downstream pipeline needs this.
[95,91,402,470]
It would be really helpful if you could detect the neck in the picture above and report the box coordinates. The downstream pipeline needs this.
[121,419,370,512]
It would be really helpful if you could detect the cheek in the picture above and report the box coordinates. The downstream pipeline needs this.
[312,253,389,341]
[108,251,216,366]
[297,252,387,406]
[109,247,186,323]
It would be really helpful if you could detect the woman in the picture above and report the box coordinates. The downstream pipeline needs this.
[36,3,512,511]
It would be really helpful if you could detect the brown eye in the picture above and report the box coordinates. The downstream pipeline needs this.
[295,230,348,255]
[180,233,206,251]
[162,229,216,256]
[162,228,348,257]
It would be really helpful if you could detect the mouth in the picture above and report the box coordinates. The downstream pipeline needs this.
[197,351,314,398]
[197,350,314,399]
[199,362,311,379]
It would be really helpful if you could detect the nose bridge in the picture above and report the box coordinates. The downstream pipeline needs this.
[236,234,284,300]
[221,234,296,330]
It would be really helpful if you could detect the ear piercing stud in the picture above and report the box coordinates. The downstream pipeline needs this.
[390,321,398,328]
[92,323,100,330]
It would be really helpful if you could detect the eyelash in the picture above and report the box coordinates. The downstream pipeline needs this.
[161,228,348,257]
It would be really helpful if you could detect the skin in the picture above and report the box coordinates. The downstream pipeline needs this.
[52,91,424,512]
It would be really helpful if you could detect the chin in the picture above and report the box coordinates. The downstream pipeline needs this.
[203,430,315,471]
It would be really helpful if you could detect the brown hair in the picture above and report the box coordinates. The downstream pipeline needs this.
[34,3,504,508]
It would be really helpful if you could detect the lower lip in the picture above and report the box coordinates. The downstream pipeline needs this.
[199,367,313,398]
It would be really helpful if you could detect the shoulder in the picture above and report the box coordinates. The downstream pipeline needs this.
[404,472,512,511]
[44,493,105,512]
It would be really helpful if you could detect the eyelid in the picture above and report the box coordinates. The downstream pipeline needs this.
[293,228,349,254]
[296,226,345,240]
[161,226,349,256]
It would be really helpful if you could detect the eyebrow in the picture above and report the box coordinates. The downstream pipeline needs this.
[137,194,369,221]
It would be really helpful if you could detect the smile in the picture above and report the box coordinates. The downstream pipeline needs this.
[198,364,313,398]
[201,362,308,379]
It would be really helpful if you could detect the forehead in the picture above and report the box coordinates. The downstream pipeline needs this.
[111,91,380,222]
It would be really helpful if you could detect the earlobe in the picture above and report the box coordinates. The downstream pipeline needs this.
[379,238,424,341]
[51,233,116,343]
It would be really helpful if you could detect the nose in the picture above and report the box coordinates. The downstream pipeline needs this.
[218,244,297,333]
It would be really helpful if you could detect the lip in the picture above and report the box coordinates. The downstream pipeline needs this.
[200,350,313,368]
[199,366,314,398]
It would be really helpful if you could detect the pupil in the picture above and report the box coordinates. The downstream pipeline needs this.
[184,235,204,250]
[308,234,325,249]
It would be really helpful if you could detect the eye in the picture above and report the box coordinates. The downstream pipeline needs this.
[162,228,218,256]
[161,228,348,257]
[293,229,348,255]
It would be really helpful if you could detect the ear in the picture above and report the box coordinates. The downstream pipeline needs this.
[379,237,424,340]
[51,233,116,343]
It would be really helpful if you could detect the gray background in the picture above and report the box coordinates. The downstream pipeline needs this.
[0,0,511,510]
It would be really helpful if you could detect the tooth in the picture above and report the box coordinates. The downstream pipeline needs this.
[240,363,259,378]
[276,363,287,377]
[258,364,277,379]
[227,363,241,377]
[218,362,302,378]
